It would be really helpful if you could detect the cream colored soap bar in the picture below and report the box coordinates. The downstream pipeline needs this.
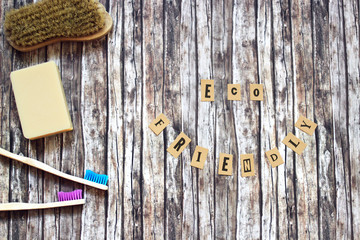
[10,61,73,140]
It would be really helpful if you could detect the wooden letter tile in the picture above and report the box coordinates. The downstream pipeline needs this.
[265,147,284,168]
[190,146,209,169]
[228,84,241,101]
[149,113,170,135]
[241,154,255,177]
[295,115,318,136]
[218,153,233,176]
[167,132,191,158]
[282,133,307,155]
[201,79,214,101]
[249,84,264,101]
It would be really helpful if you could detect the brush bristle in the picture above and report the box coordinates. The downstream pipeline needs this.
[58,189,83,201]
[84,170,108,185]
[5,0,105,47]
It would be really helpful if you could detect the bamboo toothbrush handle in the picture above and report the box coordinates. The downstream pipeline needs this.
[0,199,85,211]
[0,148,108,191]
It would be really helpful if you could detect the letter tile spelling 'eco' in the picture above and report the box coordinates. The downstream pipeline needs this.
[249,84,264,101]
[295,115,318,136]
[149,113,170,135]
[167,132,191,158]
[190,146,209,169]
[265,147,284,168]
[218,153,233,176]
[227,84,241,101]
[201,79,215,101]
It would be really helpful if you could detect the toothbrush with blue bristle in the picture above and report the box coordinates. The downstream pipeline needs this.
[0,147,108,191]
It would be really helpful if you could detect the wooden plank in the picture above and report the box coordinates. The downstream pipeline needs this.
[119,0,143,239]
[312,1,336,238]
[212,0,237,238]
[8,40,33,239]
[106,0,124,239]
[142,0,165,238]
[179,0,199,238]
[80,32,108,239]
[196,0,216,238]
[41,34,62,240]
[23,13,47,238]
[257,0,277,238]
[232,0,261,238]
[329,0,352,238]
[343,0,360,236]
[290,0,319,238]
[271,0,297,238]
[163,1,183,238]
[0,0,14,237]
[59,41,84,240]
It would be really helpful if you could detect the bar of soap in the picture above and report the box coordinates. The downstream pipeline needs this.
[10,61,73,140]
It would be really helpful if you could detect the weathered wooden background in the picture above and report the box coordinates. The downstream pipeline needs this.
[0,0,359,239]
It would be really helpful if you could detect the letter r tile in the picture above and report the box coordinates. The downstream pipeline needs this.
[167,132,191,158]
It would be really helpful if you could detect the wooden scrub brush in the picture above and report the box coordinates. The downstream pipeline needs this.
[4,0,113,52]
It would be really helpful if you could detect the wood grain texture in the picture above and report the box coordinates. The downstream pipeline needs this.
[233,0,261,238]
[0,0,359,239]
[329,0,353,238]
[179,0,198,239]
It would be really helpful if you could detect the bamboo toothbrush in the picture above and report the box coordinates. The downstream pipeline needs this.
[0,148,108,191]
[4,0,113,52]
[0,189,85,211]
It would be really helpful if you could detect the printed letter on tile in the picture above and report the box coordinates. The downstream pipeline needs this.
[295,115,318,136]
[228,84,241,101]
[191,146,209,169]
[265,147,284,168]
[241,154,255,177]
[218,153,233,176]
[249,84,264,101]
[167,132,191,158]
[282,133,307,155]
[149,113,170,135]
[201,79,215,101]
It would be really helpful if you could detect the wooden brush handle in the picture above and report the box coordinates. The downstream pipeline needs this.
[0,148,108,191]
[0,199,85,211]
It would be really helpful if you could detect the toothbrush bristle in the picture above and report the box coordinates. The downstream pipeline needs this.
[84,170,108,185]
[58,189,83,201]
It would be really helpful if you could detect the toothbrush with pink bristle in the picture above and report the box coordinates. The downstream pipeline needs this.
[0,189,85,211]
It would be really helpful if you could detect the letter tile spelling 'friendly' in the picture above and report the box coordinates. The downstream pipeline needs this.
[295,115,318,136]
[149,113,170,135]
[241,154,255,177]
[218,153,233,176]
[227,84,241,101]
[265,147,284,168]
[167,132,191,158]
[249,84,264,101]
[201,79,215,101]
[190,146,209,169]
[282,132,307,155]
